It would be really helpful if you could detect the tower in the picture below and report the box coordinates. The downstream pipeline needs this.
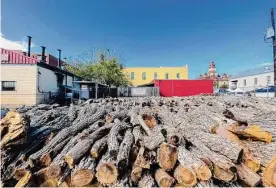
[208,61,217,79]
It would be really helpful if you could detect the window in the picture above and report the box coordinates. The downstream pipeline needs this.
[254,78,257,85]
[142,72,146,80]
[243,79,246,86]
[2,81,16,91]
[176,73,180,79]
[165,73,169,79]
[267,76,271,85]
[154,72,158,79]
[130,72,135,80]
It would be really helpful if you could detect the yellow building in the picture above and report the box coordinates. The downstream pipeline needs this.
[123,65,188,86]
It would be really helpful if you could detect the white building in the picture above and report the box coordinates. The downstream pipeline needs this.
[229,65,274,92]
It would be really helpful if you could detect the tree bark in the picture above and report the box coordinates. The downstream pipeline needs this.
[155,168,175,187]
[105,110,128,123]
[131,165,143,183]
[134,147,150,169]
[178,146,212,181]
[138,173,156,188]
[132,126,143,146]
[144,128,165,150]
[117,129,134,170]
[137,115,152,136]
[157,143,178,171]
[65,123,112,168]
[107,120,129,156]
[236,163,261,187]
[29,108,105,164]
[90,136,108,159]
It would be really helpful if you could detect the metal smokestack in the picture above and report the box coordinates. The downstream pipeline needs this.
[41,46,46,63]
[27,36,32,57]
[57,49,61,68]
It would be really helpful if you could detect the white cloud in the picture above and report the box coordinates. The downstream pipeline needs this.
[256,62,273,67]
[0,32,35,51]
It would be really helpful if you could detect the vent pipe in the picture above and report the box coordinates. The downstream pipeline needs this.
[41,46,46,63]
[27,36,32,57]
[57,49,61,68]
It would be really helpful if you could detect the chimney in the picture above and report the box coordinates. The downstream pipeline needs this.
[57,49,61,68]
[41,46,46,63]
[27,36,32,57]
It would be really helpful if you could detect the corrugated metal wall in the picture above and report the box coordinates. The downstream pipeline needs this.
[154,80,213,97]
[1,48,38,64]
[118,87,160,97]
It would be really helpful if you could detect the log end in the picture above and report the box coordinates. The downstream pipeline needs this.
[40,153,52,167]
[40,178,59,187]
[142,114,156,129]
[46,164,61,179]
[155,169,175,187]
[90,150,99,159]
[131,166,142,183]
[158,143,178,170]
[169,135,180,146]
[96,163,118,186]
[263,157,276,187]
[15,171,32,188]
[64,154,74,169]
[14,169,29,181]
[71,169,94,187]
[213,164,235,182]
[174,165,197,187]
[196,165,212,181]
[244,155,261,172]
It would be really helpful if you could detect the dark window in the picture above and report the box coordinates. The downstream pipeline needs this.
[243,79,246,86]
[254,78,257,85]
[130,72,135,80]
[154,72,158,79]
[176,73,180,79]
[142,72,146,80]
[165,73,169,79]
[2,81,16,91]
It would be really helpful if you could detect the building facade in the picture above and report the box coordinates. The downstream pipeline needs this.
[1,48,80,108]
[199,61,229,88]
[229,65,274,92]
[123,65,188,86]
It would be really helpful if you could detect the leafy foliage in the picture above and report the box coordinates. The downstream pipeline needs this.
[219,83,229,89]
[65,52,130,87]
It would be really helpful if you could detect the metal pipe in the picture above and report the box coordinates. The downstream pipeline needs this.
[41,46,46,63]
[27,36,32,57]
[57,49,61,67]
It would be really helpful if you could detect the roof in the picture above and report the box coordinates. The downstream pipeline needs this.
[230,64,274,79]
[1,48,38,64]
[38,62,81,78]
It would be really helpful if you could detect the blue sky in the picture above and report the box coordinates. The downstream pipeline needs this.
[1,0,275,78]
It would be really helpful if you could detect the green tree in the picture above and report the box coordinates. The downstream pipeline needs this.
[65,52,130,89]
[219,83,229,89]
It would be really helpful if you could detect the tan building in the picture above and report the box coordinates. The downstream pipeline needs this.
[199,61,229,88]
[123,65,188,86]
[1,48,80,108]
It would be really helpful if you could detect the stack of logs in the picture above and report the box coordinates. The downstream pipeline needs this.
[1,96,276,187]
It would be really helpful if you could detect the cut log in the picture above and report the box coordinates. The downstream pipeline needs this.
[157,143,178,171]
[155,168,175,187]
[174,164,197,187]
[29,108,105,164]
[169,134,181,146]
[96,153,118,186]
[105,110,128,123]
[227,124,272,143]
[263,157,276,187]
[236,163,261,187]
[211,124,261,172]
[132,126,143,145]
[15,171,32,188]
[138,173,156,188]
[117,129,134,170]
[71,156,96,187]
[137,115,151,135]
[131,165,143,183]
[90,136,108,159]
[40,178,59,187]
[223,109,248,125]
[1,111,30,148]
[187,138,237,183]
[144,129,165,150]
[141,114,156,129]
[65,123,113,168]
[178,146,211,181]
[134,147,150,169]
[192,131,243,164]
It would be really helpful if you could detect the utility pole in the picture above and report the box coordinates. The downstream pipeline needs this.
[271,8,276,86]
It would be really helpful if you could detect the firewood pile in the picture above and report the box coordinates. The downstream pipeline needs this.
[1,96,276,187]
